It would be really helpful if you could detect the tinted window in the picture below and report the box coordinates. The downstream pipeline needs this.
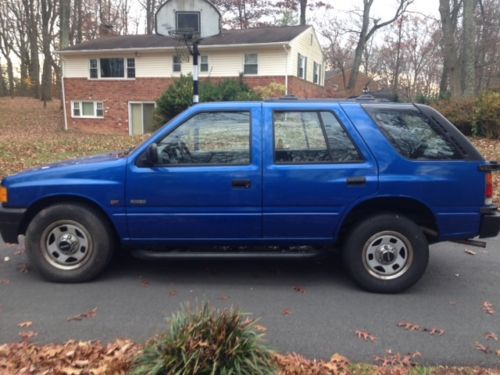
[274,111,361,164]
[156,112,250,165]
[372,110,462,160]
[100,58,124,78]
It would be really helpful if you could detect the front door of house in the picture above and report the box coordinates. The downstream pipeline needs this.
[130,102,155,135]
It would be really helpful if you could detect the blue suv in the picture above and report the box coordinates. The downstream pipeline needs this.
[1,98,499,292]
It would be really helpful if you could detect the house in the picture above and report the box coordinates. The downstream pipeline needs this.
[59,25,326,135]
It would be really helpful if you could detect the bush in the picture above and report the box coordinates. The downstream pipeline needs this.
[431,90,500,139]
[153,76,261,129]
[474,91,500,139]
[431,97,476,135]
[131,303,276,375]
[253,82,287,99]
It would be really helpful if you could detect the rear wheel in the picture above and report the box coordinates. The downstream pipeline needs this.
[343,213,429,293]
[25,203,114,282]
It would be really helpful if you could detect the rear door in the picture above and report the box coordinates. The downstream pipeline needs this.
[262,102,378,241]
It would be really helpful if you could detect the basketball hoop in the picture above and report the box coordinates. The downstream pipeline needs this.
[155,0,222,103]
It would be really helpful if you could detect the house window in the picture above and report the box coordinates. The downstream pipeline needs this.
[200,56,209,72]
[100,58,124,78]
[244,53,258,74]
[90,58,134,79]
[297,53,307,80]
[176,11,200,34]
[72,101,104,118]
[127,58,135,78]
[313,62,321,84]
[89,59,98,78]
[173,56,182,72]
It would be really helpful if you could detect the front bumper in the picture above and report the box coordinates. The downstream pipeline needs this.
[479,206,500,238]
[0,206,26,244]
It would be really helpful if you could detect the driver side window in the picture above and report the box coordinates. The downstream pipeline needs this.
[156,111,251,165]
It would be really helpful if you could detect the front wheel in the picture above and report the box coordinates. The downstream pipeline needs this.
[342,214,429,293]
[25,203,114,282]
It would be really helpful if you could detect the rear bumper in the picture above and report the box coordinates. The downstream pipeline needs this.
[479,207,500,238]
[0,206,26,244]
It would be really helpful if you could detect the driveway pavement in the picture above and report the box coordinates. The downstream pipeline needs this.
[0,236,499,367]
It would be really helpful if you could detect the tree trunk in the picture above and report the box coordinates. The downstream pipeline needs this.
[462,0,476,97]
[40,0,54,105]
[439,0,461,97]
[23,0,40,98]
[6,57,14,98]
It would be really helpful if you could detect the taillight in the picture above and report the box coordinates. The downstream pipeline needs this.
[485,173,493,205]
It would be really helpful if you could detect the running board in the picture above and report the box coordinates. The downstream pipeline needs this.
[451,239,487,248]
[130,249,327,260]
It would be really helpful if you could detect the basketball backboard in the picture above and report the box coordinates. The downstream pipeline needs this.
[155,0,222,39]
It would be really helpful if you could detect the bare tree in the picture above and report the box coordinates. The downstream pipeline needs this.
[60,0,71,49]
[462,0,477,96]
[439,0,462,97]
[40,0,57,104]
[0,2,15,97]
[139,0,157,34]
[23,0,40,97]
[346,0,413,92]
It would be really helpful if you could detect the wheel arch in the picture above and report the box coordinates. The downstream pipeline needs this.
[19,195,119,243]
[337,196,439,244]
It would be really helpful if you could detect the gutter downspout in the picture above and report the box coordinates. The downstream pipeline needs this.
[283,44,289,95]
[61,56,68,131]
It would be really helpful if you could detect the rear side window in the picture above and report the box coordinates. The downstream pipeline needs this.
[371,110,462,160]
[273,111,362,164]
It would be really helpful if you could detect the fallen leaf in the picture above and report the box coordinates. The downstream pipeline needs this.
[67,307,97,321]
[428,327,445,336]
[482,301,495,315]
[282,308,292,316]
[218,294,230,301]
[496,349,500,357]
[355,329,377,343]
[254,324,267,333]
[17,263,29,273]
[397,321,422,331]
[484,332,498,341]
[140,277,149,288]
[17,321,33,328]
[168,290,177,297]
[464,249,477,256]
[474,341,490,354]
[293,286,305,294]
[0,279,10,285]
[18,331,38,342]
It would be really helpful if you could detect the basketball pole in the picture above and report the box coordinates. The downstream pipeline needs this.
[192,41,200,104]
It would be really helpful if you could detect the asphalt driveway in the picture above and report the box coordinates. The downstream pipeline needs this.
[0,236,499,368]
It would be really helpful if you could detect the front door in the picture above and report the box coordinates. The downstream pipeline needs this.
[126,105,262,243]
[262,103,378,242]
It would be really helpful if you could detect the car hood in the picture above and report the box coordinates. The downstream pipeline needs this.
[2,151,130,185]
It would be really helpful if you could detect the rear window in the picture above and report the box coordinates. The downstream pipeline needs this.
[371,109,462,160]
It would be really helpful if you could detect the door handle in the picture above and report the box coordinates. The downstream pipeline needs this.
[232,179,251,189]
[346,176,367,186]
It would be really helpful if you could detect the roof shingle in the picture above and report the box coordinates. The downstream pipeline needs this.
[61,25,310,52]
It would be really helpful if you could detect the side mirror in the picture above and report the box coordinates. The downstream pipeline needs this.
[146,143,158,165]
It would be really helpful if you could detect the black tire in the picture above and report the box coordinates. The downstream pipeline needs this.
[342,213,429,293]
[25,203,115,282]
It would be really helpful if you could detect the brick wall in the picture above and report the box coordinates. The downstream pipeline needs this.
[63,76,327,134]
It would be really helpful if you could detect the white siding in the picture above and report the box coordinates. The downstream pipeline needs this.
[63,47,289,78]
[288,27,325,85]
[62,56,90,78]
